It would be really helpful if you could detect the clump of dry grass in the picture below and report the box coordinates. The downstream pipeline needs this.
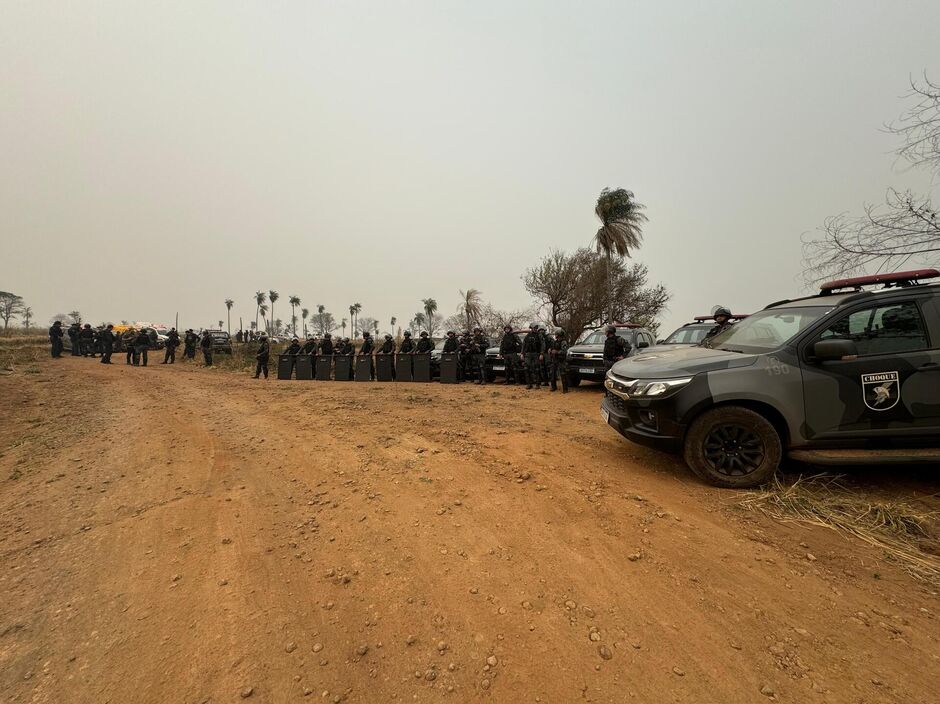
[740,474,940,585]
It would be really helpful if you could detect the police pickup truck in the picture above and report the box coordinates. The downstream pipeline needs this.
[653,314,748,352]
[601,269,940,487]
[566,323,656,386]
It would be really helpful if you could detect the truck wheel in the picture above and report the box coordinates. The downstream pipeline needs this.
[683,406,781,488]
[567,373,581,388]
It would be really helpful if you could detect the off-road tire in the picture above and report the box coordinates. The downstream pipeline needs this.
[683,406,782,488]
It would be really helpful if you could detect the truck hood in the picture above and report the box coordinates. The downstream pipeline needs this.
[611,346,757,378]
[567,344,604,355]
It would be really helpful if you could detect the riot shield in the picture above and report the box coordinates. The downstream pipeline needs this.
[295,355,313,380]
[440,352,459,384]
[315,355,333,381]
[413,353,431,382]
[277,354,293,380]
[375,354,393,381]
[333,354,352,381]
[395,354,413,382]
[354,355,373,382]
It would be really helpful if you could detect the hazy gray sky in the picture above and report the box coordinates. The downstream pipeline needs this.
[3,1,938,336]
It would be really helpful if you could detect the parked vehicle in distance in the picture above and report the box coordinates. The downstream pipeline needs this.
[601,269,940,488]
[566,323,656,386]
[206,330,233,354]
[652,314,749,353]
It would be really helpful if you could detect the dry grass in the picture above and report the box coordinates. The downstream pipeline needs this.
[740,474,940,585]
[0,338,47,374]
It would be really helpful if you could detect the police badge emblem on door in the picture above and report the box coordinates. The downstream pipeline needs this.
[861,372,900,411]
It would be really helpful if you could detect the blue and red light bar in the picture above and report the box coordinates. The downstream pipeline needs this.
[819,268,940,294]
[693,314,749,321]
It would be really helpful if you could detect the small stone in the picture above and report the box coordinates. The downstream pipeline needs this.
[171,574,181,582]
[581,606,595,618]
[486,655,498,667]
[760,683,775,697]
[598,645,612,660]
[303,687,313,696]
[313,643,323,653]
[240,687,253,698]
[425,669,437,681]
[805,553,817,562]
[285,642,297,653]
[437,640,448,652]
[673,667,685,676]
[628,553,641,562]
[564,600,577,610]
[356,644,369,656]
[497,607,507,615]
[405,635,416,646]
[480,679,490,690]
[589,631,601,642]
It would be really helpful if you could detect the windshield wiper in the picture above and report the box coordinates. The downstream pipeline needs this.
[718,347,745,353]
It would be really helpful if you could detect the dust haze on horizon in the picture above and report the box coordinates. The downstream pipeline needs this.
[2,1,938,337]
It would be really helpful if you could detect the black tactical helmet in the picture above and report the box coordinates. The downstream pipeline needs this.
[292,337,299,343]
[529,322,538,329]
[606,325,617,334]
[447,330,456,336]
[420,331,428,337]
[363,331,370,337]
[554,328,566,338]
[403,331,412,336]
[324,333,331,338]
[503,324,512,331]
[384,334,393,340]
[714,306,732,319]
[473,326,482,333]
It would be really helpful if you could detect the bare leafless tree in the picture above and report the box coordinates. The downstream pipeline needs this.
[803,74,939,286]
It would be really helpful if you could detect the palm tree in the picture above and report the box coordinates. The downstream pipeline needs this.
[301,307,309,337]
[259,303,269,334]
[288,295,301,335]
[413,311,426,333]
[373,320,379,336]
[390,316,397,336]
[317,304,325,334]
[23,306,32,333]
[268,290,279,334]
[254,291,267,333]
[348,305,356,337]
[457,288,483,330]
[224,299,234,335]
[422,298,437,337]
[593,188,647,324]
[352,302,362,338]
[341,318,347,336]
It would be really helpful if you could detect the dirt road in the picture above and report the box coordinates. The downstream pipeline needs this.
[1,358,937,703]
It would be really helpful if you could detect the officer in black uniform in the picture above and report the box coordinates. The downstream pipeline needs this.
[602,325,629,371]
[341,337,354,355]
[469,326,489,385]
[415,331,433,353]
[78,324,95,357]
[253,332,270,378]
[184,329,198,359]
[200,330,213,366]
[548,329,569,393]
[319,333,334,355]
[303,336,318,355]
[286,337,302,376]
[123,327,137,364]
[703,306,734,342]
[359,331,375,380]
[399,331,415,353]
[499,324,522,384]
[442,331,459,353]
[100,324,115,364]
[49,321,64,358]
[538,324,551,385]
[162,328,181,364]
[522,323,544,389]
[379,334,395,355]
[67,323,80,356]
[134,328,151,366]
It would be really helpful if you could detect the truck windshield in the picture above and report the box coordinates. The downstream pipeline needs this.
[663,325,710,344]
[702,307,833,353]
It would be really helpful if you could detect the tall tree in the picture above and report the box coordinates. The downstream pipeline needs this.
[22,306,32,333]
[422,298,438,337]
[225,298,234,335]
[390,316,397,336]
[317,304,325,334]
[288,295,301,335]
[259,303,269,335]
[804,74,940,284]
[268,291,279,334]
[341,318,347,336]
[0,291,25,330]
[457,288,483,330]
[301,307,309,337]
[254,291,267,334]
[593,188,647,324]
[352,302,362,337]
[68,310,82,324]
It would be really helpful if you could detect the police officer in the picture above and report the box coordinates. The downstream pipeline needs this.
[184,329,198,359]
[286,337,302,377]
[359,331,375,380]
[415,331,433,353]
[341,337,353,355]
[399,330,415,353]
[49,321,64,358]
[123,327,137,364]
[200,329,213,366]
[499,324,522,385]
[470,326,489,385]
[379,334,395,355]
[549,329,569,393]
[703,306,734,341]
[253,332,270,378]
[67,322,80,356]
[100,324,115,364]
[522,323,544,389]
[602,325,629,371]
[538,324,551,385]
[442,330,459,353]
[162,328,181,364]
[319,333,334,356]
[302,336,318,355]
[134,327,151,366]
[79,324,95,357]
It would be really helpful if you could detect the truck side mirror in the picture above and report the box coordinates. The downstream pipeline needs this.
[813,339,858,362]
[637,340,650,349]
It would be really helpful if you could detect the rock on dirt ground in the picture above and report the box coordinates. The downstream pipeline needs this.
[0,358,937,703]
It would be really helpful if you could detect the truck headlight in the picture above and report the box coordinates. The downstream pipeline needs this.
[632,377,693,396]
